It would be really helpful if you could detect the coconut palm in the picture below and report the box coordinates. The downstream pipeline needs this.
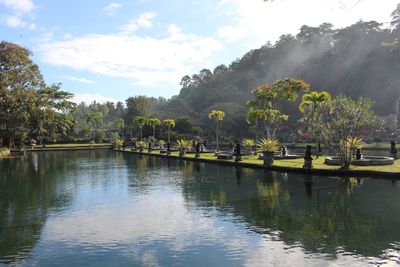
[208,110,225,151]
[163,119,175,144]
[134,116,147,140]
[147,117,161,139]
[299,91,331,157]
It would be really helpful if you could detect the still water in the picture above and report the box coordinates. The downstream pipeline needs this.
[1,151,400,266]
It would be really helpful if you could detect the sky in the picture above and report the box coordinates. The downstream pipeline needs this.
[0,0,399,104]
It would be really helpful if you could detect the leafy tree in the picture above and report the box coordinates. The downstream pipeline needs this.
[113,118,125,135]
[0,42,75,147]
[175,117,193,134]
[314,95,381,167]
[391,3,400,38]
[125,96,151,126]
[163,119,175,143]
[208,110,225,151]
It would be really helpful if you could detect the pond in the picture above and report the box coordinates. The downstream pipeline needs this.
[0,151,399,266]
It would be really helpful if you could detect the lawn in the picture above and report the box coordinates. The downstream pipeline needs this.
[119,149,400,174]
[38,143,112,148]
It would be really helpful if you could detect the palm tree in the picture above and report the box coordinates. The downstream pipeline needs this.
[134,116,147,140]
[163,119,175,144]
[299,91,331,157]
[208,110,225,151]
[113,118,125,136]
[147,117,161,139]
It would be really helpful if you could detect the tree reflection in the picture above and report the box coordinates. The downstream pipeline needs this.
[0,151,96,264]
[179,162,400,260]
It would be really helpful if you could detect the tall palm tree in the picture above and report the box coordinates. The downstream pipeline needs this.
[163,119,175,144]
[208,110,225,151]
[147,117,161,139]
[134,116,147,140]
[299,91,331,157]
[113,118,125,136]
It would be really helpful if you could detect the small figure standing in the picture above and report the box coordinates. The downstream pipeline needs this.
[148,142,152,153]
[303,145,313,170]
[390,141,398,159]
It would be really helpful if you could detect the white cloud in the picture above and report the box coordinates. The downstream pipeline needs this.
[0,0,34,14]
[5,15,26,28]
[72,93,118,104]
[36,13,223,89]
[120,12,157,34]
[218,0,399,46]
[64,76,95,84]
[102,3,122,15]
[167,24,181,34]
[218,25,247,43]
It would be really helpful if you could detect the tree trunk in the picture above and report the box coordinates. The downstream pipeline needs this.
[216,121,219,151]
[168,126,171,144]
[140,127,142,140]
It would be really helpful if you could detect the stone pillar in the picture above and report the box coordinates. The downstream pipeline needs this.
[391,141,398,160]
[303,145,313,169]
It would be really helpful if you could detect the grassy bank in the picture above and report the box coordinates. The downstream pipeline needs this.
[116,148,400,176]
[38,143,112,148]
[0,148,10,157]
[282,142,392,150]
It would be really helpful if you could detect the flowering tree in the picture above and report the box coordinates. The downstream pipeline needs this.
[247,78,310,138]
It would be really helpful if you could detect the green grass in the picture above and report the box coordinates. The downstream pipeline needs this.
[120,149,400,174]
[40,143,112,148]
[281,142,392,149]
[0,148,10,157]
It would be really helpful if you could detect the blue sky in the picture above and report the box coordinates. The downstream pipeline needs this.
[1,0,398,103]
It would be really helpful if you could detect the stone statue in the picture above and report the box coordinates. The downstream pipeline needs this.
[235,143,242,162]
[303,145,313,169]
[390,141,398,159]
[195,143,201,158]
[281,146,287,157]
[355,148,363,160]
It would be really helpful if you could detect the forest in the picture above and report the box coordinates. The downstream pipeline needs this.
[1,3,400,147]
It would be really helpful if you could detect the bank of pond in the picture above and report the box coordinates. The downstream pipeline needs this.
[115,147,400,178]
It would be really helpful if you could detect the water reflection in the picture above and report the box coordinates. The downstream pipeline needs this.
[0,151,399,266]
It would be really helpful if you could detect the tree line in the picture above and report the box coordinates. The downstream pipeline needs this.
[1,4,400,148]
